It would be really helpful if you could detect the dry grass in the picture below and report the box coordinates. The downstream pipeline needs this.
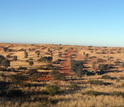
[1,43,124,107]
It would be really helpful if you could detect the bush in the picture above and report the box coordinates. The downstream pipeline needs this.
[8,67,16,72]
[7,89,24,97]
[0,55,5,64]
[27,69,38,75]
[45,85,60,96]
[0,67,6,71]
[29,61,34,66]
[102,75,112,79]
[13,56,17,61]
[110,91,124,97]
[87,80,104,85]
[121,63,124,68]
[50,70,65,80]
[24,51,28,58]
[98,64,113,70]
[1,60,10,68]
[119,76,124,80]
[122,83,124,88]
[84,90,100,96]
[18,66,27,71]
[70,60,84,77]
[70,83,79,90]
[38,56,53,63]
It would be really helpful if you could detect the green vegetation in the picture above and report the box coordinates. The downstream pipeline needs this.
[84,90,101,96]
[45,84,60,96]
[87,80,104,85]
[50,70,65,80]
[38,56,53,63]
[110,91,124,97]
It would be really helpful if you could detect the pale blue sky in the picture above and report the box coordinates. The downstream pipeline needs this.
[0,0,124,46]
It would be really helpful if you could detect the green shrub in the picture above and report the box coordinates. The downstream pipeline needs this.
[110,91,124,97]
[45,85,60,96]
[87,80,104,85]
[84,90,100,96]
[101,75,112,79]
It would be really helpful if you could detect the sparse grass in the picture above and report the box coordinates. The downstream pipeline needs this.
[1,43,124,107]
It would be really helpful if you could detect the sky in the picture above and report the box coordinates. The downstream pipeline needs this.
[0,0,124,47]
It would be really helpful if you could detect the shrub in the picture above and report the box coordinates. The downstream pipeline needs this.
[23,82,32,87]
[119,76,124,80]
[70,60,84,77]
[45,64,54,70]
[50,70,65,80]
[98,64,113,71]
[3,47,8,52]
[38,56,53,63]
[87,80,104,85]
[27,69,38,75]
[102,75,112,79]
[29,61,34,66]
[0,55,5,64]
[8,67,16,72]
[1,60,10,68]
[0,67,6,71]
[24,51,28,58]
[18,66,27,71]
[97,58,104,62]
[110,91,124,97]
[7,89,24,97]
[121,63,124,68]
[114,59,121,65]
[122,83,124,88]
[9,73,28,86]
[45,85,60,96]
[70,83,79,90]
[84,90,100,96]
[13,56,17,61]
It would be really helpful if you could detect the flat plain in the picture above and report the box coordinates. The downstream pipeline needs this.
[0,43,124,107]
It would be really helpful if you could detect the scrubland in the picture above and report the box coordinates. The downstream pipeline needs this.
[0,43,124,107]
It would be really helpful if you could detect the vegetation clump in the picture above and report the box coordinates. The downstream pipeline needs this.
[101,75,112,79]
[110,91,124,97]
[87,80,104,85]
[45,84,60,96]
[84,90,101,96]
